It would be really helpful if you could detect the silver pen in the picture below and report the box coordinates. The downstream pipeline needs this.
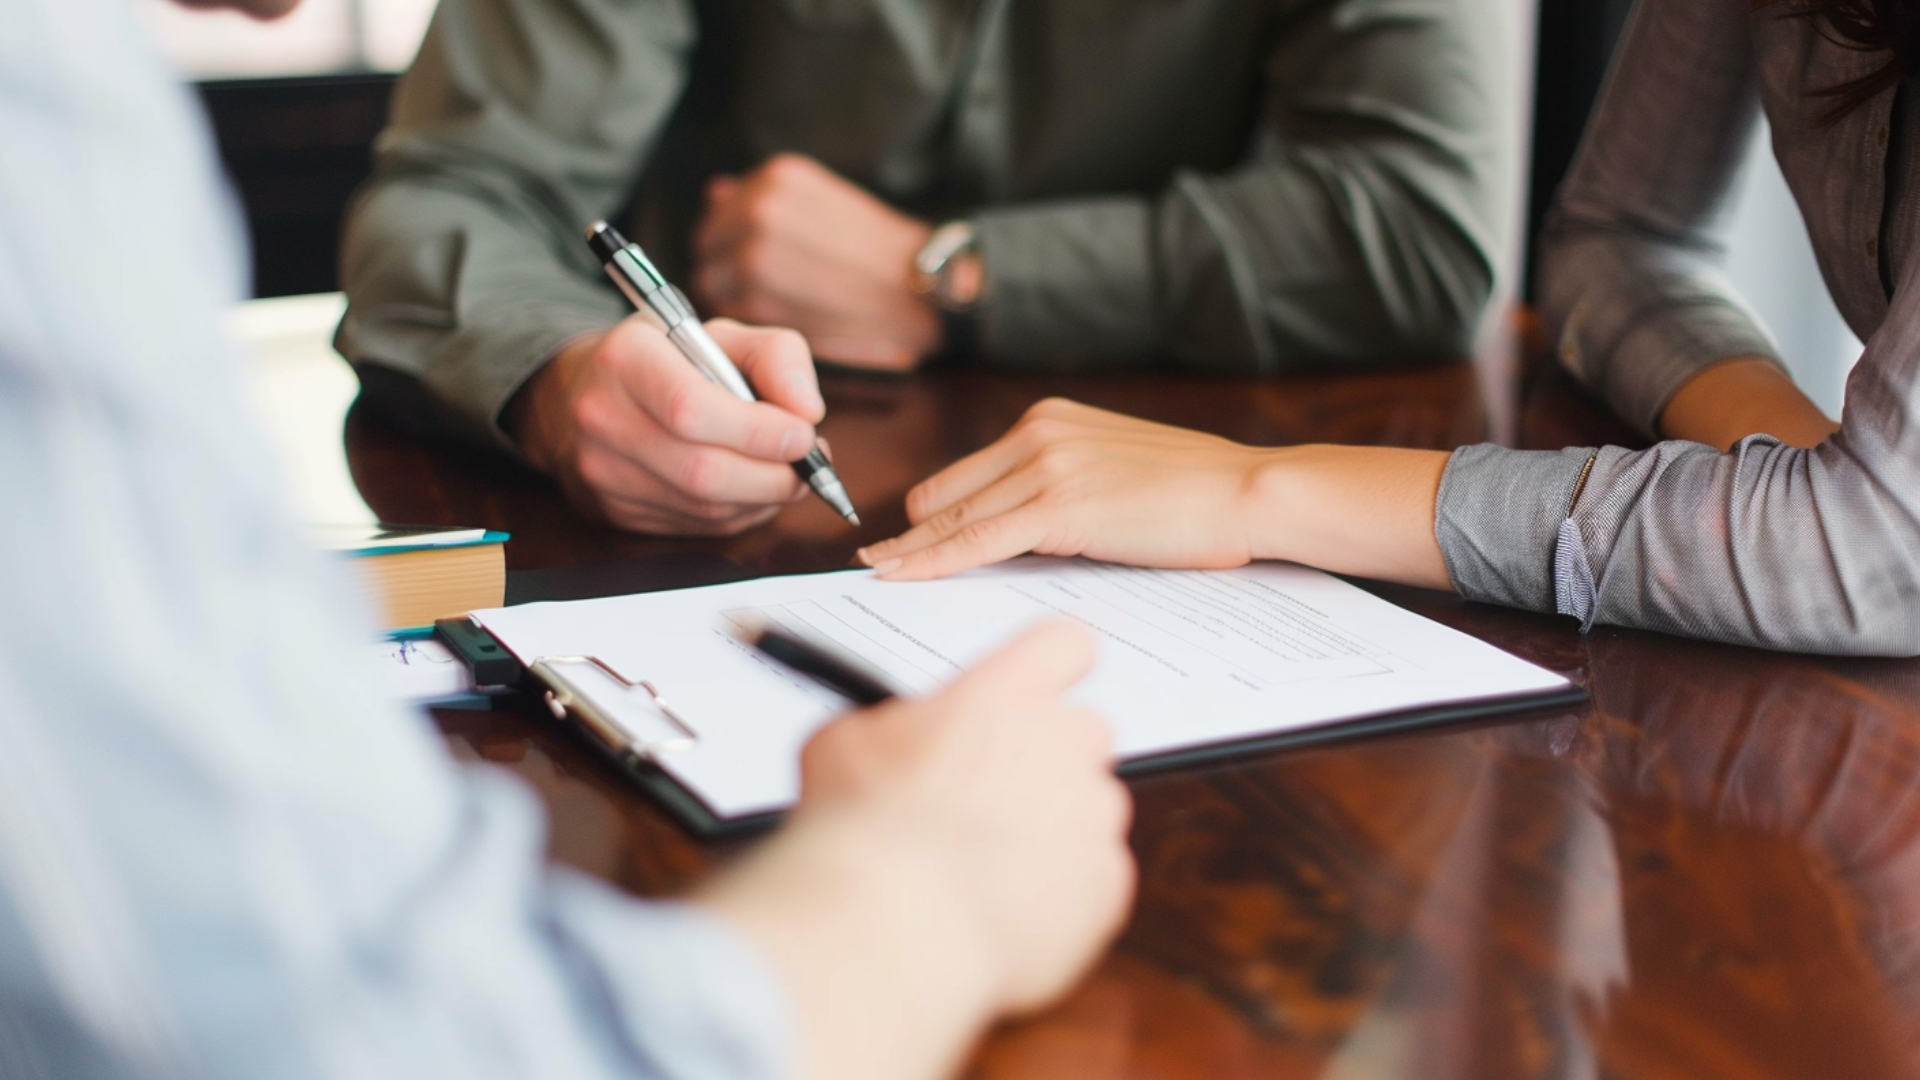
[584,221,860,526]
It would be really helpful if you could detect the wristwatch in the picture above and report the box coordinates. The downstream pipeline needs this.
[911,220,986,313]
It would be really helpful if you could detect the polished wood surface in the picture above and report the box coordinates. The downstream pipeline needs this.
[347,354,1920,1079]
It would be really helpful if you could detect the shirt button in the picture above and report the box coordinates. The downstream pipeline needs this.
[1868,237,1880,259]
[1880,125,1891,146]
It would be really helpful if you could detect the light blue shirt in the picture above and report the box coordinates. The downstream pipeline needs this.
[0,3,792,1077]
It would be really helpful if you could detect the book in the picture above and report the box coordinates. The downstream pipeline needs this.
[320,525,509,633]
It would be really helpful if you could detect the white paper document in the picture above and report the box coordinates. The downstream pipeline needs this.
[371,637,475,704]
[472,558,1572,819]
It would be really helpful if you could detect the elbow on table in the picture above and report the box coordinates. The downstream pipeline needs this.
[1771,560,1920,658]
[1827,586,1920,658]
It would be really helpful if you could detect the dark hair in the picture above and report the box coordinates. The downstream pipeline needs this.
[1794,0,1920,121]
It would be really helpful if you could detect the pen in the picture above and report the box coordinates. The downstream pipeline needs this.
[732,622,898,706]
[585,221,861,526]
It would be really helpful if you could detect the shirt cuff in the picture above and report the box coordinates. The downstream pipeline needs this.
[435,302,623,452]
[1591,304,1783,437]
[342,299,620,455]
[548,877,797,1080]
[1435,443,1600,612]
[972,196,1159,370]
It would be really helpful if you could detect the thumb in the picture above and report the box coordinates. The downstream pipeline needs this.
[945,620,1098,711]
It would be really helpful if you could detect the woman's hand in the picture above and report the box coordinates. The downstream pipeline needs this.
[858,397,1455,590]
[857,398,1275,580]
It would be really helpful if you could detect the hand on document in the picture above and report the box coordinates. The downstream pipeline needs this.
[859,397,1270,581]
[698,620,1134,1080]
[506,315,824,535]
[800,618,1135,1009]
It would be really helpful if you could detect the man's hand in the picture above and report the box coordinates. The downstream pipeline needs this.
[505,315,825,535]
[692,153,942,372]
[698,621,1135,1080]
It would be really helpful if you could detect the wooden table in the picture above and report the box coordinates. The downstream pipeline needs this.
[346,357,1920,1079]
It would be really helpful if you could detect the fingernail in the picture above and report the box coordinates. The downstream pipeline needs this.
[778,428,808,460]
[870,558,903,576]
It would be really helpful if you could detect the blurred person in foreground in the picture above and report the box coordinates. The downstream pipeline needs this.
[337,0,1516,536]
[856,0,1920,658]
[0,1,1132,1078]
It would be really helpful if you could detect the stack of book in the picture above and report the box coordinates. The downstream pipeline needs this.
[317,524,508,633]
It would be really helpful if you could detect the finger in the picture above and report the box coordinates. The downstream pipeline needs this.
[694,175,747,259]
[1057,706,1116,764]
[606,319,817,462]
[807,335,919,372]
[707,319,826,424]
[899,434,1045,526]
[945,619,1098,708]
[573,394,804,510]
[698,155,808,264]
[602,488,788,537]
[904,401,1128,524]
[859,467,1046,565]
[870,501,1057,581]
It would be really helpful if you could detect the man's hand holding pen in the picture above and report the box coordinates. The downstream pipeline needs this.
[506,314,826,535]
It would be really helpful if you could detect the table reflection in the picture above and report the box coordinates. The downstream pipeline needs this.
[342,355,1920,1079]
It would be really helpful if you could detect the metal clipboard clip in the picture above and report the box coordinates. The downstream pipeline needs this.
[530,655,699,761]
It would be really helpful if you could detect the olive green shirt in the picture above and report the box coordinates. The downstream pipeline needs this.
[338,0,1514,449]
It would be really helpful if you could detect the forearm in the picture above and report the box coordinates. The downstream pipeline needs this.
[1245,445,1453,590]
[974,172,1497,374]
[696,810,999,1080]
[1657,356,1840,450]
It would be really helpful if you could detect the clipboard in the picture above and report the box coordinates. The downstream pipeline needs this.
[434,604,1588,841]
[435,615,786,837]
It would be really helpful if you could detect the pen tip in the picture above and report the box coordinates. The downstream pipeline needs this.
[844,511,862,528]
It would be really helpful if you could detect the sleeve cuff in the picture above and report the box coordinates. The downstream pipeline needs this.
[1582,303,1784,436]
[343,298,620,455]
[1435,443,1600,612]
[972,196,1159,370]
[432,302,619,451]
[1541,234,1783,437]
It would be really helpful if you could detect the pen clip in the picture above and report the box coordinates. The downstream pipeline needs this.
[531,655,699,761]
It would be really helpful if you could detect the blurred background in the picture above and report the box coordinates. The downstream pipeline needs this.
[139,0,436,75]
[144,0,1860,416]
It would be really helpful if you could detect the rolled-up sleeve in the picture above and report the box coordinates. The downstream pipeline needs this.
[1430,0,1920,655]
[1441,209,1920,656]
[1534,0,1782,436]
[974,0,1513,373]
[1435,444,1599,613]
